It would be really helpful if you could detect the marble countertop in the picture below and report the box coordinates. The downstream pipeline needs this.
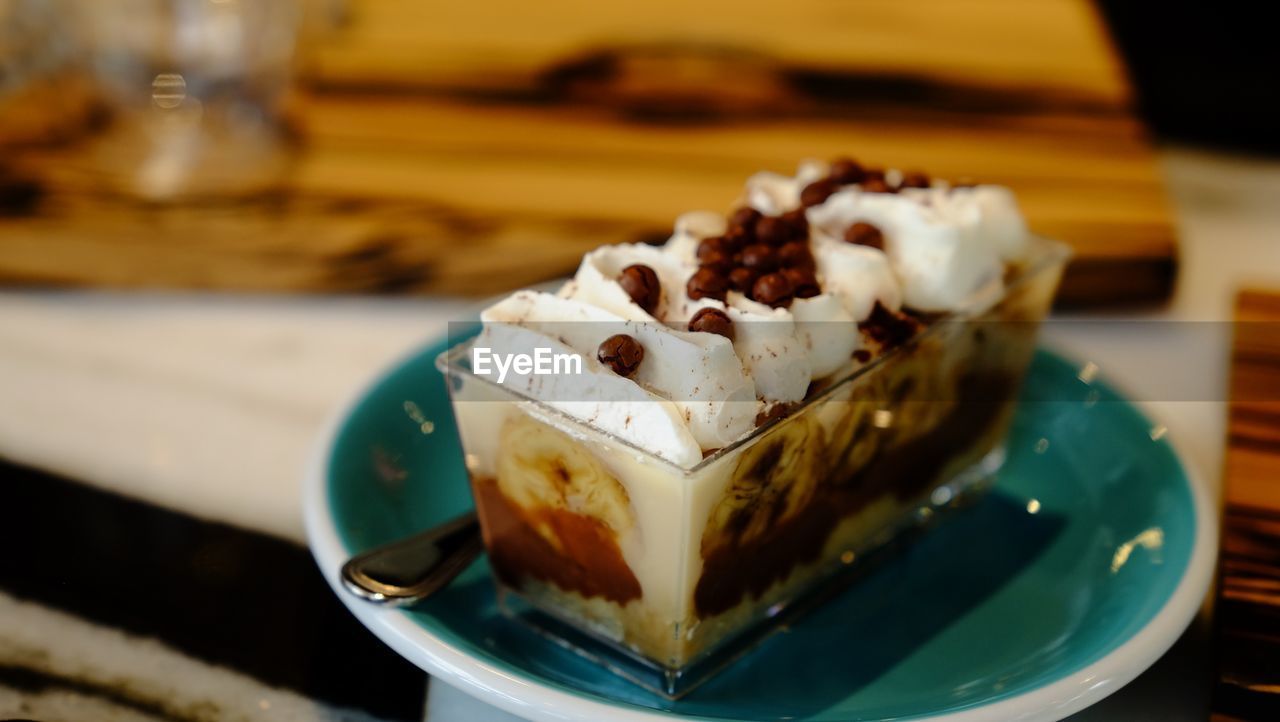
[2,146,1279,721]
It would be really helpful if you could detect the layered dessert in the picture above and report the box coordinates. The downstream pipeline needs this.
[438,158,1067,695]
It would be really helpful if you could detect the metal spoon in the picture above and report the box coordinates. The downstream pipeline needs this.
[340,511,483,606]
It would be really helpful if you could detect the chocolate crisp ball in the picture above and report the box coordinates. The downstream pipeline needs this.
[829,157,866,185]
[899,170,931,189]
[861,177,894,194]
[752,272,795,308]
[778,240,815,270]
[754,215,792,246]
[687,307,734,340]
[698,249,735,274]
[739,243,778,273]
[780,208,809,240]
[799,177,840,207]
[728,267,758,294]
[728,207,762,236]
[618,264,661,313]
[722,224,751,250]
[844,221,885,250]
[686,267,731,302]
[697,237,739,270]
[597,334,644,377]
[783,267,821,298]
[697,236,731,260]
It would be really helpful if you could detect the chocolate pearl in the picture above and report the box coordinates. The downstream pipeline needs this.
[863,178,894,194]
[618,264,661,313]
[739,243,778,273]
[900,170,930,189]
[696,236,727,260]
[778,240,815,270]
[728,207,762,234]
[783,267,821,298]
[729,267,757,294]
[698,249,735,273]
[754,215,791,246]
[721,225,750,250]
[598,334,644,377]
[697,238,737,270]
[752,272,795,308]
[799,177,840,207]
[780,208,810,239]
[687,267,730,301]
[687,307,734,340]
[829,157,865,184]
[844,221,885,250]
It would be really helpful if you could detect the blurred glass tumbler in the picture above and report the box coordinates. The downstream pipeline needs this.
[75,0,301,200]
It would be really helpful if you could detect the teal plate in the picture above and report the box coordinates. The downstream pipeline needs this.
[304,339,1215,722]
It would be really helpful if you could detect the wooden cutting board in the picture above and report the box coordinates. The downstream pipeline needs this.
[0,0,1175,306]
[1212,290,1280,721]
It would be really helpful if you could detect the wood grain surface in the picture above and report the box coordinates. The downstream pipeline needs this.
[308,0,1131,103]
[0,0,1175,305]
[1211,290,1280,722]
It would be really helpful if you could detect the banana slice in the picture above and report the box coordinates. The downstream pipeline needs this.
[702,415,825,554]
[497,414,635,546]
[880,336,955,447]
[824,387,883,484]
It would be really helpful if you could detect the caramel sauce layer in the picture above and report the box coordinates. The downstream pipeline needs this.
[473,478,642,604]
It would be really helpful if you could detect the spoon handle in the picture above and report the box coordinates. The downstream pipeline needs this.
[340,511,483,606]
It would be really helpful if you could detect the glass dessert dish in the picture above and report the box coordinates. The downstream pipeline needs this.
[435,159,1069,698]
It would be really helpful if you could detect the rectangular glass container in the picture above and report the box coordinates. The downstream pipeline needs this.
[436,237,1069,698]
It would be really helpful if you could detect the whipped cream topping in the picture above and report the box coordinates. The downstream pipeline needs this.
[478,290,757,462]
[807,185,1026,313]
[473,159,1031,465]
[478,292,704,466]
[810,239,901,322]
[723,295,813,403]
